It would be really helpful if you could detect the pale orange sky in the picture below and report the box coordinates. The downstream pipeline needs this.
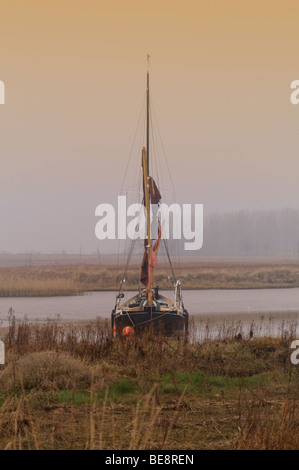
[0,1,299,252]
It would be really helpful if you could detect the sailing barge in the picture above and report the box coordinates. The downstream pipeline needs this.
[111,66,188,338]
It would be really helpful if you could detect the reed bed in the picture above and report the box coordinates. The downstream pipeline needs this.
[0,314,299,449]
[1,261,299,297]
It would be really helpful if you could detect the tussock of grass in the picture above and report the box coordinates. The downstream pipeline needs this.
[235,399,299,450]
[0,351,92,392]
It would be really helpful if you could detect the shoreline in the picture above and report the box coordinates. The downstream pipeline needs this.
[1,260,299,296]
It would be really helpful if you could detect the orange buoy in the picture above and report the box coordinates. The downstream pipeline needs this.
[122,326,134,338]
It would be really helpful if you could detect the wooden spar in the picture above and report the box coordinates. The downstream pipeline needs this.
[146,55,150,174]
[146,57,151,298]
[142,147,152,302]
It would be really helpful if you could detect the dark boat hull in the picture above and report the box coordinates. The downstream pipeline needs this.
[112,310,188,338]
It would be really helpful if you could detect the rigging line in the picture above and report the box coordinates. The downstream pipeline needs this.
[121,168,144,283]
[150,100,168,204]
[132,112,146,194]
[119,187,143,193]
[117,95,146,287]
[119,92,146,194]
[151,97,182,276]
[150,95,182,277]
[149,97,160,188]
[149,95,178,279]
[122,236,136,283]
[117,97,143,280]
[153,133,177,273]
[162,237,177,283]
[150,101,170,274]
[150,96,169,202]
[126,309,179,329]
[150,105,171,278]
[150,96,176,192]
[126,311,136,327]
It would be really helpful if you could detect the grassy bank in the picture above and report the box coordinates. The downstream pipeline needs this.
[1,260,299,296]
[0,317,298,449]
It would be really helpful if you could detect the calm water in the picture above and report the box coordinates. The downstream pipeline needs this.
[0,289,298,337]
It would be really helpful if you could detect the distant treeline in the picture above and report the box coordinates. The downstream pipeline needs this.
[166,208,299,257]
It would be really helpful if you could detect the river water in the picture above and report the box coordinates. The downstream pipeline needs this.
[0,288,298,338]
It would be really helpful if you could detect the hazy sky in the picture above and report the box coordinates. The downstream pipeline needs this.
[1,1,299,253]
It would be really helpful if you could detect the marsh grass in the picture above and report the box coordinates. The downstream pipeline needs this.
[234,398,299,450]
[0,315,299,449]
[1,261,299,296]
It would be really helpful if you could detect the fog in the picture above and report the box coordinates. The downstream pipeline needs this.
[200,208,299,257]
[1,2,299,254]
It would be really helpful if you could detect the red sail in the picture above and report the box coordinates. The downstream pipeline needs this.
[140,225,163,287]
[143,176,161,206]
[149,177,161,204]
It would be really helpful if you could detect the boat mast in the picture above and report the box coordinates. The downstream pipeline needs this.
[145,55,152,302]
[142,147,152,302]
[146,54,150,175]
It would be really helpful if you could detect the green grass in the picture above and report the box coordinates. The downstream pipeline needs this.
[105,378,136,398]
[57,390,92,405]
[153,371,273,396]
[0,392,9,407]
[56,379,137,405]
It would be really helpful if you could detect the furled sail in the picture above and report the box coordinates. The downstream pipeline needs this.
[142,176,161,206]
[148,177,161,205]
